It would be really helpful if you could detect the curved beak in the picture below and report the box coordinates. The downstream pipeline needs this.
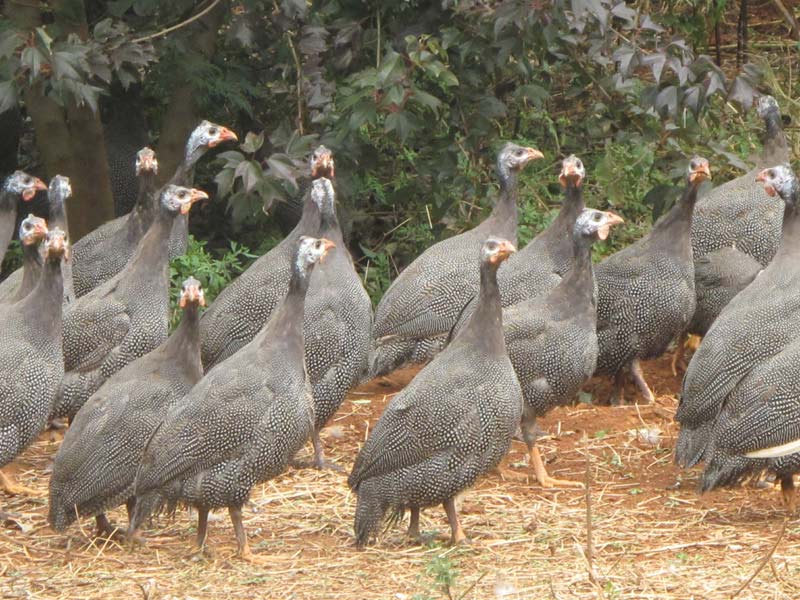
[689,161,711,184]
[181,189,209,214]
[321,238,336,253]
[312,152,335,179]
[755,169,769,184]
[23,178,47,201]
[493,239,517,263]
[559,164,584,188]
[140,156,158,173]
[33,221,49,238]
[210,127,238,147]
[525,147,545,161]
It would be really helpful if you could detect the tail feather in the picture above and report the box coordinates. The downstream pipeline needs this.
[699,453,764,492]
[675,422,713,468]
[353,485,388,548]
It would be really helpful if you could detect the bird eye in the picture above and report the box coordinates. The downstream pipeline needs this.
[576,160,583,168]
[179,191,187,198]
[208,127,218,135]
[515,149,523,156]
[768,169,775,178]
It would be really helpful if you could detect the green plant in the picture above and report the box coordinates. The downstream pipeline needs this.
[0,240,22,276]
[168,235,258,328]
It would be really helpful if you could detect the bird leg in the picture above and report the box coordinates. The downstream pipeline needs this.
[196,506,210,551]
[630,360,655,404]
[229,505,256,561]
[407,507,421,541]
[311,430,344,472]
[781,475,797,514]
[490,454,528,482]
[95,514,124,539]
[0,470,38,496]
[671,333,687,377]
[530,446,584,489]
[609,371,626,406]
[443,498,468,546]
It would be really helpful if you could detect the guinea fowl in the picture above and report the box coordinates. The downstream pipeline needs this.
[199,145,335,370]
[451,155,588,337]
[52,185,208,421]
[132,237,334,560]
[48,277,205,536]
[686,96,788,341]
[166,121,237,258]
[71,148,159,297]
[349,238,522,547]
[595,157,711,404]
[676,165,800,469]
[504,207,624,487]
[300,177,372,469]
[0,215,48,304]
[0,171,46,268]
[370,143,543,378]
[0,228,66,495]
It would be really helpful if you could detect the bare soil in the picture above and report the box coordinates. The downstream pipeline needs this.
[2,355,799,599]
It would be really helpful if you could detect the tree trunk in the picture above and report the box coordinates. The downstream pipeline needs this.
[8,0,116,240]
[156,2,227,184]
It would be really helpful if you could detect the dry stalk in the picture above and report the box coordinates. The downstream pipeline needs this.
[730,517,787,599]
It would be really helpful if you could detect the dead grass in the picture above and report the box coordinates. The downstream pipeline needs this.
[2,357,799,600]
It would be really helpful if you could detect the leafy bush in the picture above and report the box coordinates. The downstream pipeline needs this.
[168,235,258,328]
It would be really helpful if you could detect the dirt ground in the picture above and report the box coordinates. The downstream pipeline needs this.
[1,355,799,600]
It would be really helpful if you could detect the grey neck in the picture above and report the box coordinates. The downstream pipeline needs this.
[454,258,505,355]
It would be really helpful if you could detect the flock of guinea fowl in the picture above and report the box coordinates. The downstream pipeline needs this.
[0,93,796,559]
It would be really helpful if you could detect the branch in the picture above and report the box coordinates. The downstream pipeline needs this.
[770,0,800,40]
[131,0,224,44]
[731,518,786,598]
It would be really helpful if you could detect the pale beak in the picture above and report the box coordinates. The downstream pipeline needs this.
[597,211,624,241]
[210,127,238,147]
[181,189,209,214]
[689,161,711,183]
[526,148,545,161]
[23,178,47,201]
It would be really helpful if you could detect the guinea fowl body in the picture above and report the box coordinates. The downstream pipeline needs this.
[52,186,207,421]
[71,148,159,297]
[199,146,334,370]
[301,178,372,467]
[350,238,522,547]
[504,208,623,483]
[0,216,47,304]
[370,144,543,378]
[689,96,788,333]
[677,165,800,469]
[48,277,205,533]
[132,237,333,557]
[0,230,65,474]
[0,171,46,269]
[594,158,709,403]
[452,156,587,338]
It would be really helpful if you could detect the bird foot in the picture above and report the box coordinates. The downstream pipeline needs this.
[0,472,40,497]
[95,517,127,541]
[236,545,269,564]
[313,457,345,473]
[491,464,529,482]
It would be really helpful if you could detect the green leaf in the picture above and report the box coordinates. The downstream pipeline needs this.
[377,51,405,84]
[0,31,23,60]
[21,46,46,79]
[241,131,264,154]
[384,112,418,143]
[267,156,297,185]
[411,89,442,113]
[0,80,17,114]
[235,160,263,192]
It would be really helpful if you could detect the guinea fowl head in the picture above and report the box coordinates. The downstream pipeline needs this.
[756,95,780,119]
[4,171,47,202]
[48,175,72,206]
[179,276,205,308]
[496,143,544,179]
[296,236,336,275]
[687,156,711,185]
[310,145,335,179]
[19,215,48,247]
[160,185,209,215]
[310,177,335,215]
[44,227,68,261]
[482,237,516,266]
[756,165,798,203]
[186,121,238,161]
[136,147,158,175]
[574,208,624,242]
[559,155,585,188]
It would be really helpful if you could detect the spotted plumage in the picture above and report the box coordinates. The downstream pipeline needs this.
[504,207,623,486]
[677,165,800,468]
[301,178,372,468]
[48,277,205,534]
[199,145,335,370]
[52,185,207,420]
[0,228,66,483]
[350,238,522,547]
[689,96,788,334]
[370,143,543,378]
[595,157,710,404]
[132,237,333,558]
[71,148,159,297]
[0,171,46,268]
